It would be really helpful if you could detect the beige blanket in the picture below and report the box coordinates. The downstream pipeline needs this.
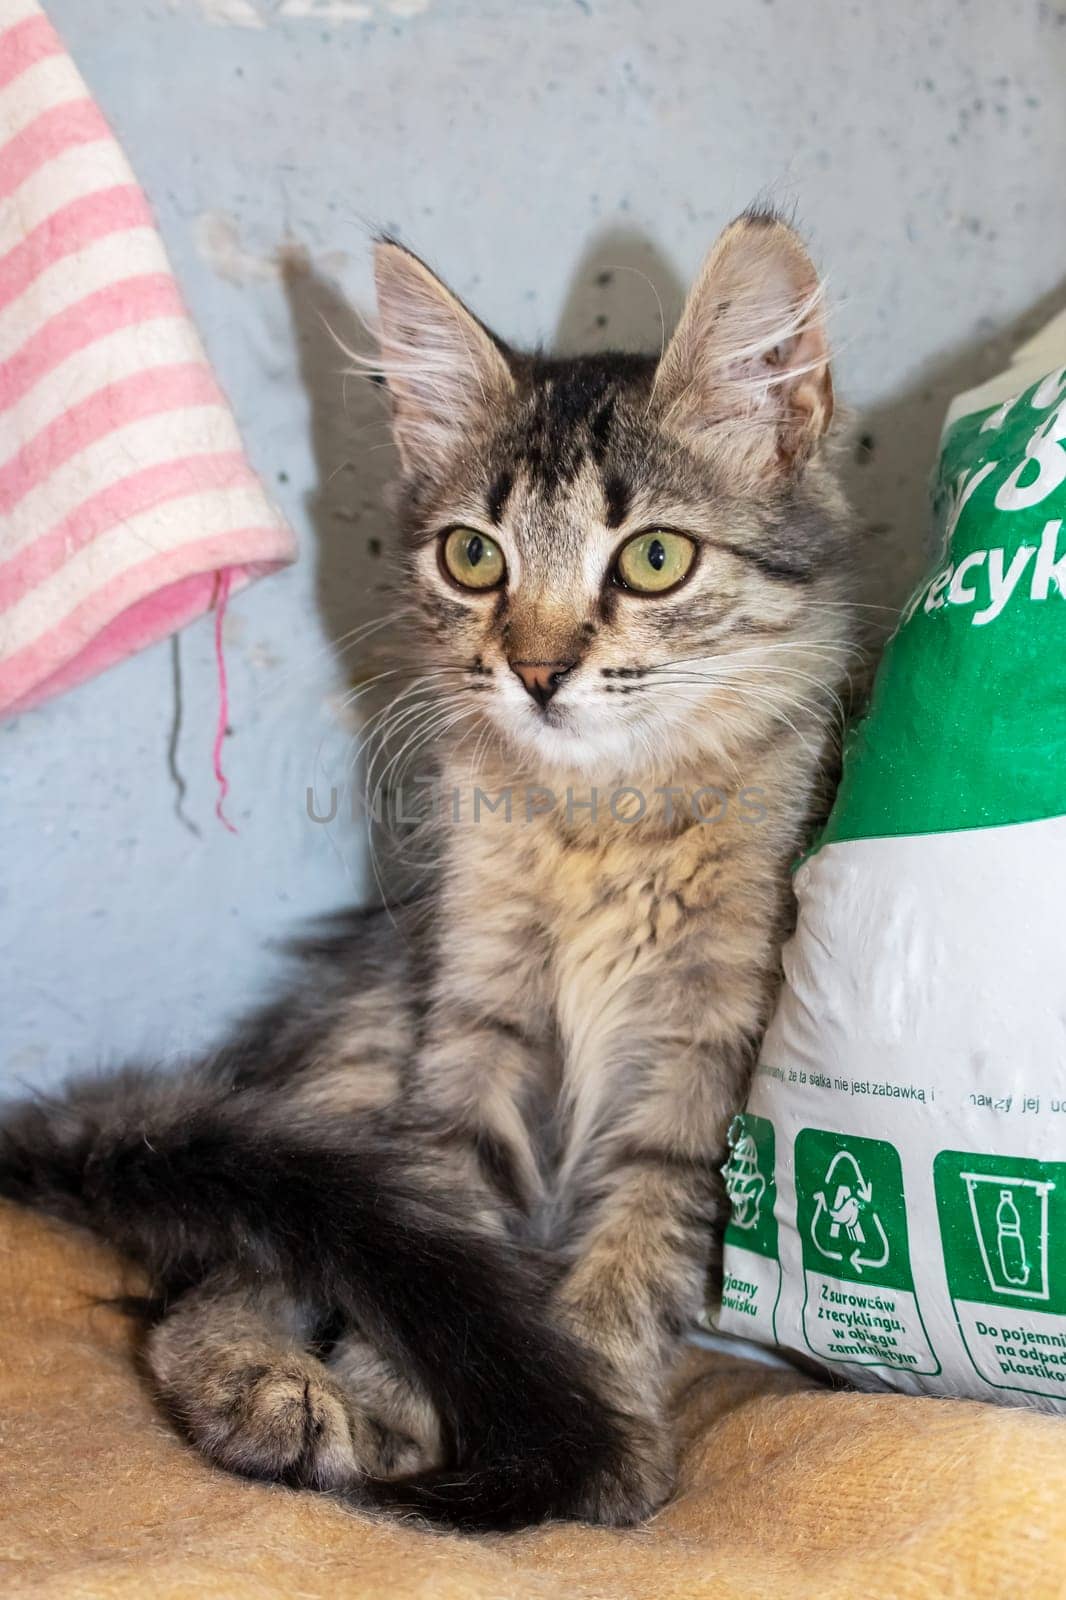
[1,1203,1063,1599]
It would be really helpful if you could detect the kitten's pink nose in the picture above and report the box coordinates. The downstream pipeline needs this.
[509,660,574,709]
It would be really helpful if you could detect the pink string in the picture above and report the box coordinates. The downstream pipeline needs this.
[211,567,237,835]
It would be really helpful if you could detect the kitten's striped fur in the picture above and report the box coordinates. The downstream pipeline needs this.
[0,211,858,1530]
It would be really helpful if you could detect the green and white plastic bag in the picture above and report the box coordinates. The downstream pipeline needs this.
[714,315,1066,1409]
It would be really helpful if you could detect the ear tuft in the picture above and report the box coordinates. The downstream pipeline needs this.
[653,213,833,480]
[372,241,514,473]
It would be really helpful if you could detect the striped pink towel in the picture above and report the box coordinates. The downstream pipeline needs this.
[0,0,296,719]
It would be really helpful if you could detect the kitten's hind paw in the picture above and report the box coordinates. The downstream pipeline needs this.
[169,1357,369,1489]
[147,1321,402,1492]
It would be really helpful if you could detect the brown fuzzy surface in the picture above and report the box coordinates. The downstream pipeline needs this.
[2,1200,1063,1600]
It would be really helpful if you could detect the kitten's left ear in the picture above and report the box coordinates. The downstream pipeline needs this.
[653,211,833,479]
[373,240,514,473]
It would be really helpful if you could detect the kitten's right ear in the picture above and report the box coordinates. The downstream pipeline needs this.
[373,241,514,473]
[652,211,833,483]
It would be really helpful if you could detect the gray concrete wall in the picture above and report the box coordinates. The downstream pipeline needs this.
[4,0,1065,1090]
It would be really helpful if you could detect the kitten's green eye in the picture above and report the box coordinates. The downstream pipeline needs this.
[440,527,506,590]
[615,530,696,594]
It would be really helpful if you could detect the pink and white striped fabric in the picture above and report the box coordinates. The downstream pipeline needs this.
[0,0,296,718]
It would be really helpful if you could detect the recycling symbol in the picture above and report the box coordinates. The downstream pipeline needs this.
[810,1149,890,1274]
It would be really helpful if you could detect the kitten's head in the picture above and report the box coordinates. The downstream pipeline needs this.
[372,212,854,782]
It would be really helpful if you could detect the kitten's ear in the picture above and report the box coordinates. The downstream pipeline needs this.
[373,241,514,472]
[652,212,833,480]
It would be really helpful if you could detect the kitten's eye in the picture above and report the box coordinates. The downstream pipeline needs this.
[440,527,506,590]
[614,530,696,594]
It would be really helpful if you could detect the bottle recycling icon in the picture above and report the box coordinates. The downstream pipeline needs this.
[960,1170,1054,1301]
[934,1150,1065,1398]
[810,1149,891,1275]
[995,1188,1029,1288]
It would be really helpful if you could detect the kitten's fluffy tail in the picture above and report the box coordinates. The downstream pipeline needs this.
[0,1067,635,1531]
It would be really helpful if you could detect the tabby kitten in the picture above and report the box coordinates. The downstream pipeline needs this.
[0,211,856,1531]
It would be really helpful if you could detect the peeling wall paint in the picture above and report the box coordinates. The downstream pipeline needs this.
[195,0,264,27]
[193,212,348,286]
[194,0,430,25]
[194,211,287,281]
[277,2,374,19]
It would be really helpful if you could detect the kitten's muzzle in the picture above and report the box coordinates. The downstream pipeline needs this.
[509,660,575,709]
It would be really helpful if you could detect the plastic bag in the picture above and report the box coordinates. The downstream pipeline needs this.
[713,316,1066,1410]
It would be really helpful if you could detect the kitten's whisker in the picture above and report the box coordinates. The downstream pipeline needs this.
[339,663,468,715]
[654,665,847,730]
[347,681,451,787]
[346,677,442,747]
[338,666,432,714]
[253,608,411,706]
[370,702,482,829]
[357,689,449,793]
[703,659,850,716]
[659,636,866,668]
[650,668,842,753]
[355,705,445,928]
[801,599,899,613]
[368,703,457,813]
[361,678,481,809]
[714,681,823,759]
[465,716,499,783]
[652,640,862,722]
[306,676,438,830]
[348,663,473,725]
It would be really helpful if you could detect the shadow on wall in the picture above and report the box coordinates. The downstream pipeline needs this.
[553,225,686,357]
[839,273,1066,620]
[279,255,403,899]
[281,253,399,660]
